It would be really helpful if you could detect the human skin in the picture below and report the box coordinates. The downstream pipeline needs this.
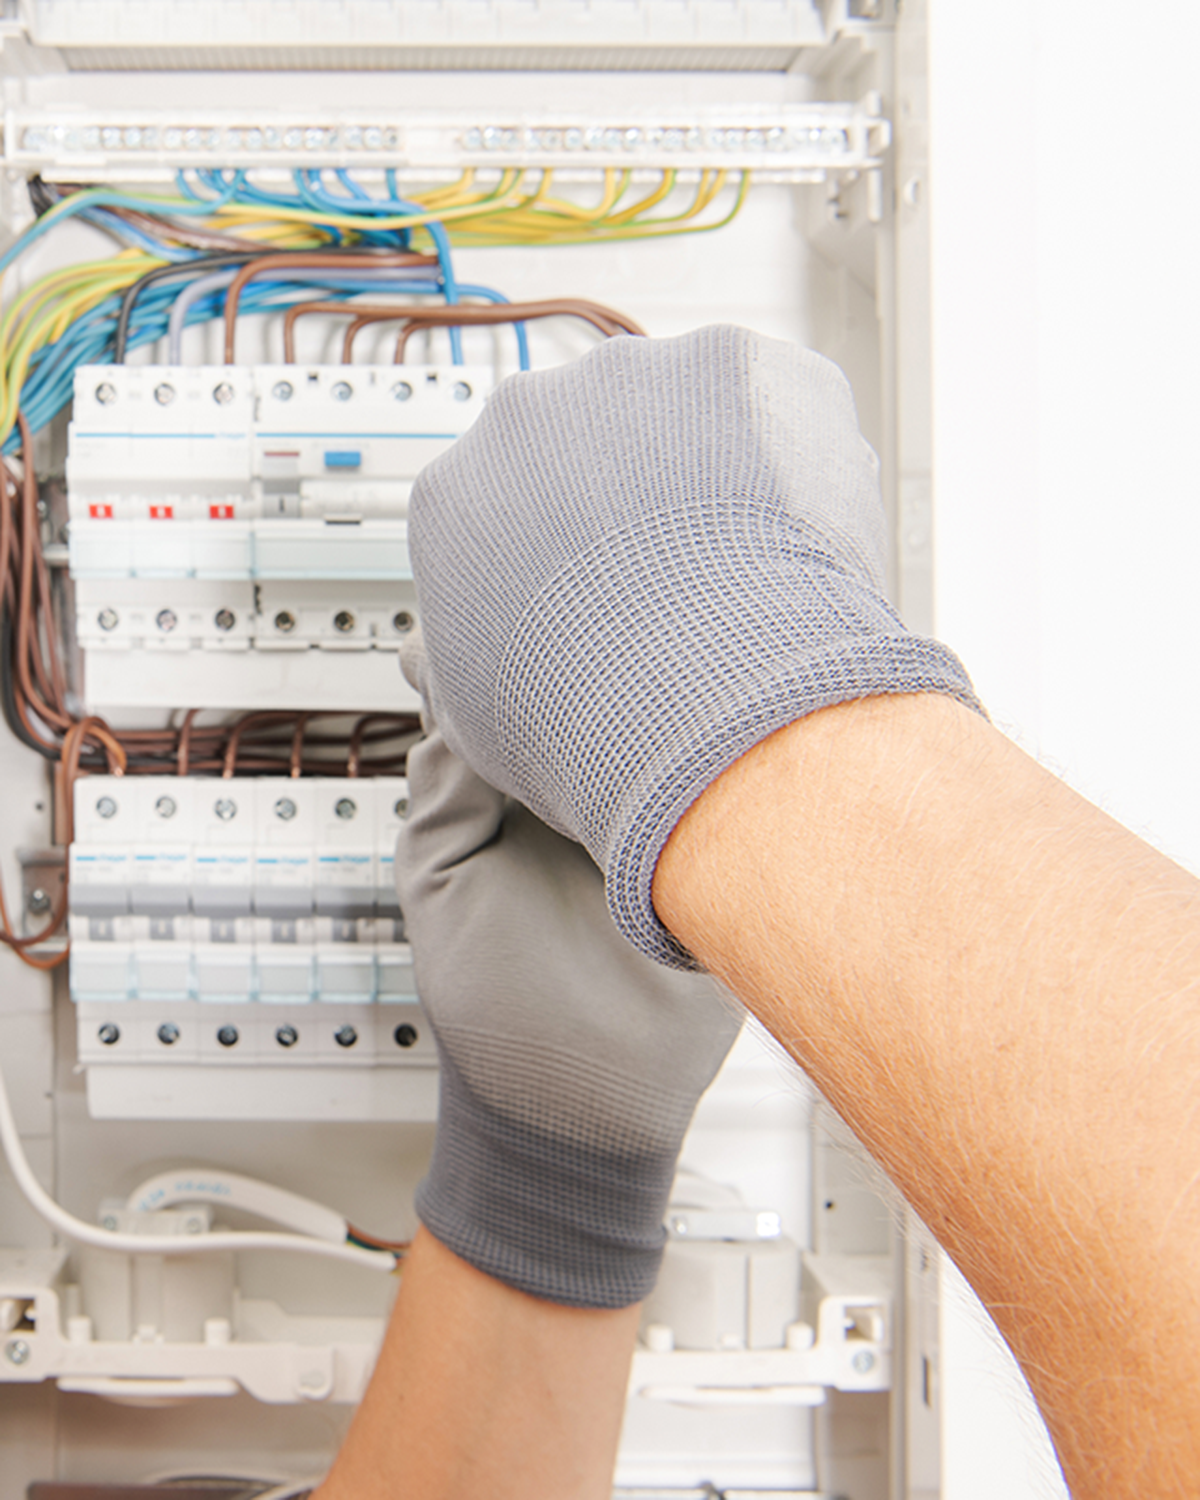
[314,1225,640,1500]
[654,692,1200,1498]
[318,690,1200,1499]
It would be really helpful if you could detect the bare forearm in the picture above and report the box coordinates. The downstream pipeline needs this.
[313,1228,640,1500]
[653,693,1200,1498]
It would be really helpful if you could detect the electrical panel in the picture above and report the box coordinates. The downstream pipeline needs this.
[0,5,943,1498]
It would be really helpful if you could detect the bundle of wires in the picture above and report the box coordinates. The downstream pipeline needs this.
[0,162,747,966]
[0,164,747,450]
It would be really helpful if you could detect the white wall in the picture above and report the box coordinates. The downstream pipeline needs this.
[928,3,1200,1495]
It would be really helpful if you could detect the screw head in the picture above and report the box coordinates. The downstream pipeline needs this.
[153,382,176,406]
[97,607,119,632]
[451,381,472,402]
[100,1214,119,1231]
[272,380,294,402]
[214,607,236,632]
[391,380,413,402]
[334,1024,358,1048]
[213,797,237,821]
[155,608,177,633]
[274,797,297,821]
[393,1023,418,1048]
[334,797,357,820]
[333,609,355,634]
[330,380,353,402]
[156,1022,180,1045]
[391,610,414,634]
[95,796,118,819]
[216,1024,239,1048]
[154,795,176,819]
[275,1024,299,1048]
[98,1022,120,1046]
[94,381,117,406]
[212,381,235,405]
[393,797,408,819]
[273,610,296,634]
[851,1350,876,1374]
[5,1339,31,1365]
[27,887,51,915]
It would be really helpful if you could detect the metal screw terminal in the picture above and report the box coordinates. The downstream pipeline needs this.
[153,382,176,406]
[275,1025,299,1048]
[214,608,236,632]
[272,381,294,402]
[333,610,355,634]
[97,607,119,632]
[334,1024,358,1048]
[274,610,296,633]
[392,610,414,634]
[851,1350,876,1374]
[154,795,176,819]
[451,381,472,402]
[393,1023,418,1049]
[94,382,117,406]
[157,1023,180,1046]
[155,608,177,633]
[331,380,353,402]
[216,1025,239,1048]
[391,381,413,402]
[213,798,237,821]
[5,1339,31,1365]
[274,797,297,821]
[27,888,51,915]
[98,1023,120,1046]
[212,382,235,405]
[334,797,357,820]
[95,797,117,819]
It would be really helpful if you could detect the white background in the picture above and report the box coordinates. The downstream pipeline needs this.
[930,3,1200,1495]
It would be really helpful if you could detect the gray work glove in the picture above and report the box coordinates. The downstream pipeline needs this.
[395,672,743,1308]
[408,324,981,967]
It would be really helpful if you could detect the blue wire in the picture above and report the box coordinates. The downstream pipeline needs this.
[5,263,527,450]
[77,207,196,261]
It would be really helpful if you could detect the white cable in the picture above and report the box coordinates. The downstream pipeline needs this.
[247,1482,321,1500]
[0,1058,394,1272]
[127,1168,348,1243]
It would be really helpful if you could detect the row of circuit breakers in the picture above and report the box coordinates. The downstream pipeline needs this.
[67,362,490,658]
[70,774,413,1008]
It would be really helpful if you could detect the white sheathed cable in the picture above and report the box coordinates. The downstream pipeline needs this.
[0,1059,394,1271]
[126,1169,347,1244]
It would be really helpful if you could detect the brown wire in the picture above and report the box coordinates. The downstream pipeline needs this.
[346,714,414,777]
[176,708,200,776]
[289,713,311,778]
[103,205,270,254]
[281,300,444,365]
[222,712,301,778]
[392,299,645,364]
[222,252,438,363]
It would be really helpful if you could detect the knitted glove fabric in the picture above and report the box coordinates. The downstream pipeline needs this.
[408,324,981,966]
[395,700,743,1308]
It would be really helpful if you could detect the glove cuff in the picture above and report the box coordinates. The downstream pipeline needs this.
[609,628,980,968]
[416,1051,674,1308]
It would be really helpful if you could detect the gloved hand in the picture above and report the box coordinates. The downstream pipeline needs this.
[409,324,981,966]
[395,674,743,1308]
